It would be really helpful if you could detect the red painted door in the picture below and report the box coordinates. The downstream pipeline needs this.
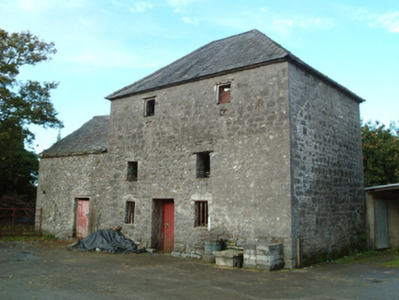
[161,201,174,252]
[76,199,89,239]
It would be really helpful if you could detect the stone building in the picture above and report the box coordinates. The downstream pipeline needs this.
[37,30,365,268]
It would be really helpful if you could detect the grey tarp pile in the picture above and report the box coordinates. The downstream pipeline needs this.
[68,229,146,254]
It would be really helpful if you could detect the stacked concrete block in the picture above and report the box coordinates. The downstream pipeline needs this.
[213,250,243,268]
[243,244,257,269]
[243,243,284,271]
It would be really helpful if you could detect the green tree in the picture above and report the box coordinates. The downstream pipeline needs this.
[0,28,63,206]
[362,121,399,187]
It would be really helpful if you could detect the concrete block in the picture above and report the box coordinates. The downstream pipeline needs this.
[214,250,243,268]
[243,243,284,271]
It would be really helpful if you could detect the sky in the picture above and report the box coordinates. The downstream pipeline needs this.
[0,0,398,153]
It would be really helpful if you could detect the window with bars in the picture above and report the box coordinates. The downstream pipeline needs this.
[126,201,135,224]
[195,201,208,227]
[218,83,231,104]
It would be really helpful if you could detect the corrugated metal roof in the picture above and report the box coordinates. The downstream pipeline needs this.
[40,115,109,158]
[365,183,399,192]
[106,29,364,103]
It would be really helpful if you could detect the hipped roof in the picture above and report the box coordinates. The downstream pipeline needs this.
[106,29,364,103]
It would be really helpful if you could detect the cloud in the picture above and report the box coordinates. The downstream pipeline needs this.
[356,9,399,33]
[129,1,154,13]
[272,19,294,35]
[167,0,194,13]
[182,16,199,25]
[272,17,335,35]
[370,11,399,33]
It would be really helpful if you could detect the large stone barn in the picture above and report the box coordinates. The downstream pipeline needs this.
[37,30,365,268]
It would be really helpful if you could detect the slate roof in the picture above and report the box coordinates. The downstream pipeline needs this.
[106,29,364,103]
[40,115,109,158]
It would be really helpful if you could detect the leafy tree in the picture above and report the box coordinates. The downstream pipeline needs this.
[362,121,399,187]
[0,28,63,206]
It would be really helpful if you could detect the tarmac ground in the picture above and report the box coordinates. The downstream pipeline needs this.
[1,240,399,299]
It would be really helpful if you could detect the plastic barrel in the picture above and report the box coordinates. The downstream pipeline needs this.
[203,240,222,263]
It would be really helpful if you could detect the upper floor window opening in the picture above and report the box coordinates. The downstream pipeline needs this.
[127,161,138,181]
[218,83,231,104]
[196,152,211,178]
[144,97,155,117]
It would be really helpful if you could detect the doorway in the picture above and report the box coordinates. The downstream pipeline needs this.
[152,199,174,252]
[75,197,90,239]
[375,199,389,249]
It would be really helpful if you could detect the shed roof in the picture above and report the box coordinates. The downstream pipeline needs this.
[40,115,109,158]
[365,183,399,192]
[106,29,364,103]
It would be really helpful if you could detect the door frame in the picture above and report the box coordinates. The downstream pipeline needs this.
[74,197,90,238]
[151,199,174,252]
[374,199,389,249]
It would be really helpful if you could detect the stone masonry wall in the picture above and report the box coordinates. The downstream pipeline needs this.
[36,153,109,238]
[107,63,294,263]
[288,63,365,264]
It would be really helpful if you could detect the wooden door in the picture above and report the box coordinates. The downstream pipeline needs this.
[161,201,174,252]
[375,200,389,249]
[76,199,90,239]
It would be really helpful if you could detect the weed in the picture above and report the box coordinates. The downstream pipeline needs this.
[0,231,58,242]
[337,247,399,267]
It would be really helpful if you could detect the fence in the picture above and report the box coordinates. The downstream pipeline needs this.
[0,208,42,236]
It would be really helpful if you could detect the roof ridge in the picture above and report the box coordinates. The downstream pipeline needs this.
[105,29,364,103]
[106,30,271,100]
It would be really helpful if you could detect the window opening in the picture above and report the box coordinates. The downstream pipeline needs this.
[195,201,208,227]
[127,161,138,181]
[196,152,210,178]
[126,201,135,224]
[218,84,231,104]
[144,98,155,116]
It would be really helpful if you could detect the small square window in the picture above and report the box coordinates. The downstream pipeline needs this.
[126,201,135,224]
[218,84,231,104]
[195,201,208,227]
[144,98,155,116]
[127,161,138,181]
[196,152,210,178]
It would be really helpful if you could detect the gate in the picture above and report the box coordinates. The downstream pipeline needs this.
[0,208,42,236]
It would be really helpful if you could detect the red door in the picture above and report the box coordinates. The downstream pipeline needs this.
[161,201,174,252]
[76,199,89,239]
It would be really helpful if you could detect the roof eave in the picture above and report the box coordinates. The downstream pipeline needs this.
[40,149,108,159]
[285,55,365,104]
[106,55,365,104]
[105,58,288,101]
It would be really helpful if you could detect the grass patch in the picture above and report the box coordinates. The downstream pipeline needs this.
[337,248,399,267]
[379,258,399,268]
[0,231,58,242]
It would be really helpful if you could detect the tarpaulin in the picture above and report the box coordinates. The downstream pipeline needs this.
[68,229,145,253]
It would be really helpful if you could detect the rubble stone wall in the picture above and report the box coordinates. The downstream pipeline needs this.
[36,60,364,269]
[36,153,109,238]
[288,63,365,265]
[107,63,294,262]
